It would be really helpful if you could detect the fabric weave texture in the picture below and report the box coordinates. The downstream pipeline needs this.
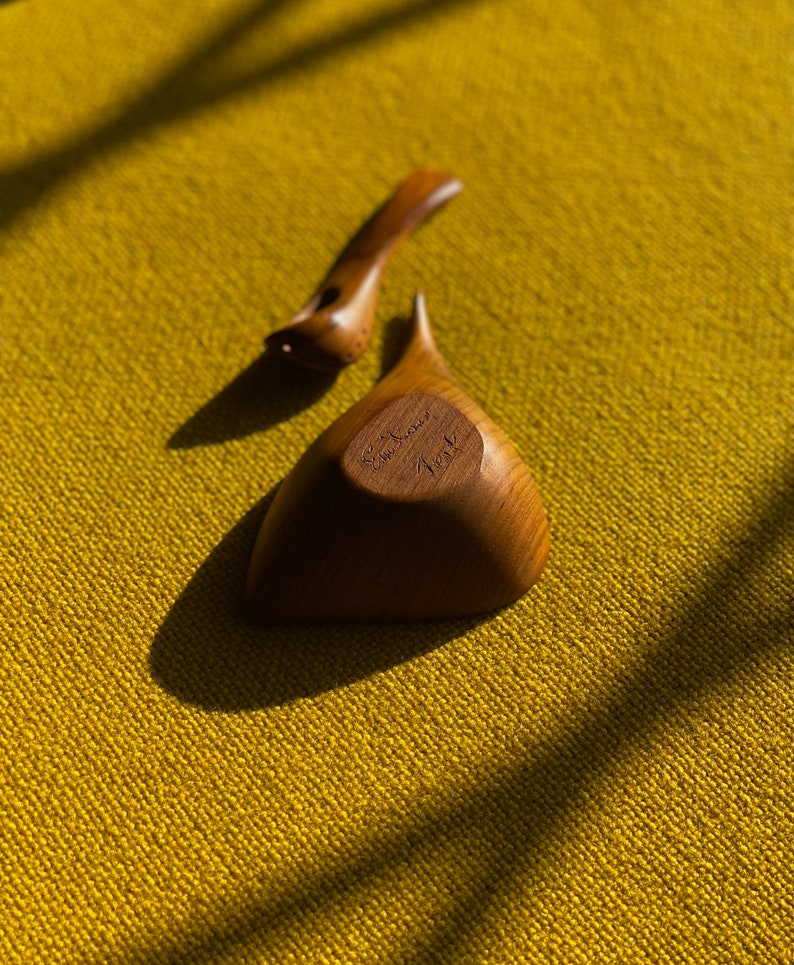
[1,1,792,962]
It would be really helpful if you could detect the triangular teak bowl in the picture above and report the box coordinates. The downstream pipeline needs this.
[245,295,550,624]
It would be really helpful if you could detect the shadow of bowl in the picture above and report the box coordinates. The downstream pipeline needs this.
[148,488,481,711]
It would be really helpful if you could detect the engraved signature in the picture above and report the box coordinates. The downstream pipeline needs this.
[361,410,433,472]
[416,433,463,477]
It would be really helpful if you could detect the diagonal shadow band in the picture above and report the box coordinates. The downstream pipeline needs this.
[0,0,483,237]
[130,456,794,963]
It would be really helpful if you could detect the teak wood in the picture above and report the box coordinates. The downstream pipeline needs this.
[245,294,550,624]
[264,169,462,372]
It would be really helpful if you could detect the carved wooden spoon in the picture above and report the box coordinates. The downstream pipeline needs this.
[264,170,462,372]
[246,294,549,624]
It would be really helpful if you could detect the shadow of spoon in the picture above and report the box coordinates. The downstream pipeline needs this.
[167,353,336,449]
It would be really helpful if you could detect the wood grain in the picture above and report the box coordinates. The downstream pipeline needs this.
[245,294,550,624]
[264,169,462,372]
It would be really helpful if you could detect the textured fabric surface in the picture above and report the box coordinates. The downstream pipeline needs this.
[2,1,792,962]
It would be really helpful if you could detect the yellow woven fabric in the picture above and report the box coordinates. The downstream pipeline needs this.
[2,1,792,961]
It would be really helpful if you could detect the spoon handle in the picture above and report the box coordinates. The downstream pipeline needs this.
[265,169,462,372]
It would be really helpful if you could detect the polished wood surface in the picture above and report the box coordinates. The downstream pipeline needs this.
[246,294,550,624]
[264,170,462,372]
